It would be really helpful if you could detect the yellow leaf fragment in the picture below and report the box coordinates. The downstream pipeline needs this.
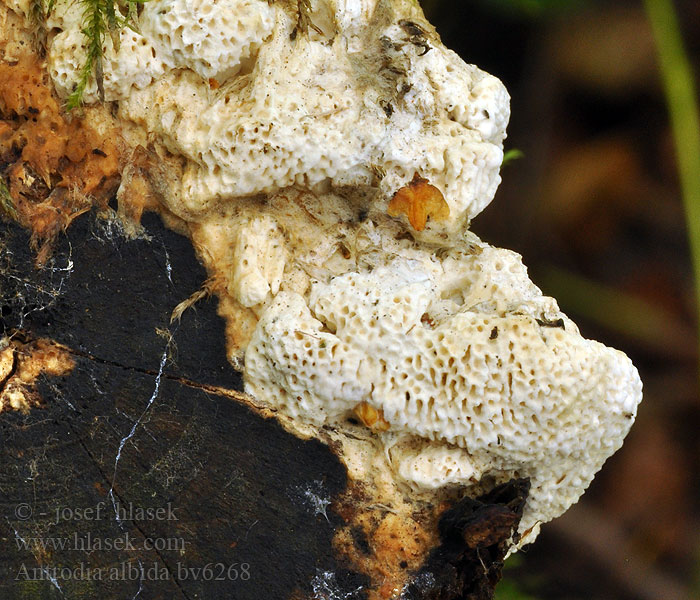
[354,401,391,432]
[387,173,450,231]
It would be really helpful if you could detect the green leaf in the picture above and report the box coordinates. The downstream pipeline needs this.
[502,148,524,166]
[644,0,700,372]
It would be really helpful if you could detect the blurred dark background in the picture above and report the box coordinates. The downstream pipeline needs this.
[420,1,700,598]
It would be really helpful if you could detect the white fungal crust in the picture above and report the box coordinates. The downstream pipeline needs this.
[13,0,645,552]
[244,232,643,546]
[42,0,509,239]
[195,212,287,309]
[139,0,276,82]
[48,28,167,101]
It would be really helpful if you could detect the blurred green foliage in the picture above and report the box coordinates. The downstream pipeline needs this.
[475,0,588,18]
[502,148,524,167]
[494,554,541,600]
[495,578,540,600]
[644,0,700,365]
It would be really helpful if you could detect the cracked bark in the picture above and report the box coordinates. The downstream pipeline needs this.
[0,211,525,599]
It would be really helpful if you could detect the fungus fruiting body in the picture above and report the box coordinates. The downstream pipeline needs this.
[1,0,642,553]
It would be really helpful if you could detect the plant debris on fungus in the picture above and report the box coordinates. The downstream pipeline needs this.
[387,173,450,231]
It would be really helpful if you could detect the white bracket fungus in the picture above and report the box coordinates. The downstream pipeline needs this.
[42,0,509,241]
[10,0,643,550]
[244,229,642,546]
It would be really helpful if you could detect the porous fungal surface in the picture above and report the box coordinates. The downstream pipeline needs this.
[3,0,643,551]
[41,0,508,241]
[243,215,642,545]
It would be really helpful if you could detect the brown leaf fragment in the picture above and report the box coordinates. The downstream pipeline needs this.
[461,504,518,548]
[354,401,391,432]
[387,173,449,231]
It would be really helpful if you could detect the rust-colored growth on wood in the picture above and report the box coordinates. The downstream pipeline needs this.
[0,57,121,260]
[116,145,162,230]
[0,336,75,414]
[387,173,449,231]
[333,499,440,600]
[354,401,391,432]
